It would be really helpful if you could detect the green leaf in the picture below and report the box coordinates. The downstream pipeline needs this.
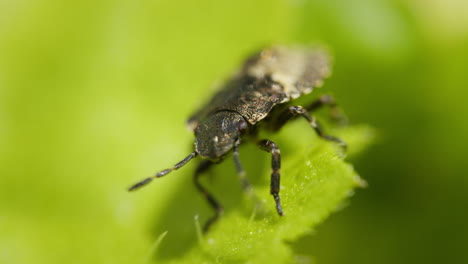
[152,125,375,263]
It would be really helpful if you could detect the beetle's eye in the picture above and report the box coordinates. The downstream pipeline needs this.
[238,120,248,134]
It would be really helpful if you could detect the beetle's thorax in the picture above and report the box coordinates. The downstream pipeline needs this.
[194,111,247,160]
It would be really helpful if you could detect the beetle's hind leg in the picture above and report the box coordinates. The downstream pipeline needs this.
[275,105,347,151]
[193,160,223,233]
[305,95,348,125]
[271,95,346,130]
[294,106,347,150]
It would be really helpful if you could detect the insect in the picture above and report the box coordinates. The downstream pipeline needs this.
[129,45,346,232]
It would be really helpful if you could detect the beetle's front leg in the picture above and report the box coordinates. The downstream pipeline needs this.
[258,139,283,216]
[193,160,222,233]
[233,139,253,194]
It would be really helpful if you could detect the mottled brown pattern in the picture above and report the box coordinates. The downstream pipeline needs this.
[187,46,331,127]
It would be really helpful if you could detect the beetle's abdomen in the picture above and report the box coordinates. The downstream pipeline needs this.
[245,46,331,99]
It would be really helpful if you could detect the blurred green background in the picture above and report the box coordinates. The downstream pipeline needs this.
[1,0,467,263]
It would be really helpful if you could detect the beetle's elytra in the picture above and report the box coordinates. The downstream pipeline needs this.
[129,45,347,232]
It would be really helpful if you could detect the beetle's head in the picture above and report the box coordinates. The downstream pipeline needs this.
[194,111,248,160]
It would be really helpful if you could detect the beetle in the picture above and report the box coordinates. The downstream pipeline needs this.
[129,45,346,232]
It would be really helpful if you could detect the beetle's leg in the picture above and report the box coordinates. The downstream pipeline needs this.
[290,106,347,151]
[305,94,337,111]
[128,151,198,191]
[273,95,346,130]
[258,139,283,216]
[305,94,347,124]
[193,160,223,233]
[233,139,253,194]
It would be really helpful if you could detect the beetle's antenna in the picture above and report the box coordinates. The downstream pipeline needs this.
[128,151,198,191]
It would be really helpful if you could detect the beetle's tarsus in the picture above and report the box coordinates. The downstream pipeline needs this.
[323,135,348,152]
[310,116,347,152]
[273,193,283,216]
[203,207,224,233]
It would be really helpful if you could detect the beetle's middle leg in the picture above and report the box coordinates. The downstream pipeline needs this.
[193,160,223,233]
[276,105,347,151]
